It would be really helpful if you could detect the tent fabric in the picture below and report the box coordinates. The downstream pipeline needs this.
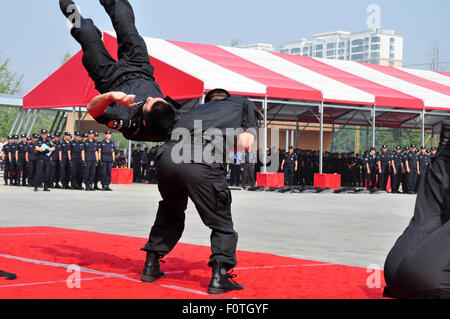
[24,32,450,113]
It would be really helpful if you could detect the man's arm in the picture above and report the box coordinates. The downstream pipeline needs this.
[87,92,137,119]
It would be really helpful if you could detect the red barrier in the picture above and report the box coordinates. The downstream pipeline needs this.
[256,173,284,188]
[314,174,341,189]
[111,168,133,185]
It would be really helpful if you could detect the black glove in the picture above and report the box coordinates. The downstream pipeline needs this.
[69,160,73,167]
[59,162,64,167]
[81,161,87,167]
[98,160,102,166]
[26,161,32,168]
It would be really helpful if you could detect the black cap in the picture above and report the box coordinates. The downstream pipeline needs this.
[7,135,13,139]
[420,145,426,149]
[204,88,231,103]
[431,147,437,151]
[426,149,430,153]
[404,146,410,150]
[49,134,54,139]
[27,137,31,141]
[41,129,48,134]
[88,130,95,135]
[54,132,61,137]
[32,134,39,139]
[74,131,81,136]
[64,132,71,136]
[381,145,387,149]
[370,147,376,152]
[94,132,99,136]
[13,135,18,139]
[410,144,416,148]
[21,134,27,138]
[288,146,293,149]
[395,146,401,150]
[105,130,112,135]
[82,133,88,138]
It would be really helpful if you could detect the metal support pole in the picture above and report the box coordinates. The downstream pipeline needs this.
[15,110,29,135]
[54,113,65,134]
[263,97,268,174]
[290,130,294,148]
[295,118,299,148]
[21,110,33,136]
[78,107,82,132]
[319,102,324,174]
[72,107,76,137]
[9,108,22,136]
[128,140,132,169]
[421,110,426,147]
[372,105,376,147]
[27,110,40,137]
[331,120,335,152]
[49,111,61,134]
[399,125,402,146]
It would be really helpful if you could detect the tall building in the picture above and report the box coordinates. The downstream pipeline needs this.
[238,43,275,52]
[279,29,403,66]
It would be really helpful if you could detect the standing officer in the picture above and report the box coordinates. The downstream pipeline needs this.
[93,132,102,190]
[281,146,298,187]
[242,149,256,189]
[15,134,28,186]
[25,134,39,187]
[34,129,55,192]
[132,144,143,183]
[99,130,115,191]
[8,135,18,186]
[429,147,437,161]
[401,146,410,193]
[70,132,84,190]
[60,132,72,189]
[1,136,14,185]
[416,146,429,192]
[376,145,390,191]
[82,130,99,191]
[364,147,377,190]
[390,146,403,193]
[405,144,419,194]
[49,133,63,189]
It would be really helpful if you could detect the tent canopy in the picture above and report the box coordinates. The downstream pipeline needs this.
[23,31,450,130]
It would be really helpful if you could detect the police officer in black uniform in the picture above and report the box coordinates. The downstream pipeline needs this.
[376,145,390,191]
[416,146,429,192]
[70,132,84,190]
[16,134,28,186]
[364,147,377,190]
[1,136,14,185]
[405,144,419,194]
[60,132,72,189]
[82,130,99,191]
[390,146,403,193]
[25,134,39,187]
[49,133,63,189]
[8,135,18,186]
[34,129,55,192]
[93,132,102,190]
[242,149,256,189]
[281,146,298,187]
[99,130,115,191]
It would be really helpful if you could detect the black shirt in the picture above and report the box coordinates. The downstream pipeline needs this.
[17,141,27,160]
[84,140,98,162]
[26,142,38,161]
[100,140,116,162]
[94,77,166,142]
[36,138,54,160]
[377,152,390,169]
[283,152,298,168]
[407,151,418,171]
[70,141,84,159]
[364,154,377,169]
[391,153,403,170]
[61,140,72,158]
[2,143,14,162]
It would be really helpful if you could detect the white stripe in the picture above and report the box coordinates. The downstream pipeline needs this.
[0,232,76,236]
[317,58,450,109]
[0,276,111,288]
[221,46,375,104]
[397,67,450,90]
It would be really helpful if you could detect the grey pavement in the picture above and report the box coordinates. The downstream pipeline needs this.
[0,184,416,269]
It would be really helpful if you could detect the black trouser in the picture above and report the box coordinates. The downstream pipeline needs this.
[407,170,418,194]
[142,146,238,270]
[3,161,10,183]
[95,164,102,186]
[378,167,389,190]
[16,157,27,184]
[133,164,142,182]
[284,166,295,186]
[83,160,96,185]
[26,160,37,186]
[383,153,450,298]
[60,157,71,186]
[8,160,16,183]
[242,163,255,188]
[101,161,113,186]
[70,0,154,94]
[391,168,402,193]
[401,171,408,193]
[229,165,242,186]
[49,160,60,185]
[71,156,83,187]
[366,168,377,190]
[34,158,50,188]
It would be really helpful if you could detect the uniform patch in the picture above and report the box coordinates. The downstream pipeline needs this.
[108,120,123,130]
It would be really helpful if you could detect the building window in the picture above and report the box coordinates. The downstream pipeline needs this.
[351,54,364,60]
[280,49,288,54]
[371,36,381,43]
[390,37,395,43]
[303,47,309,52]
[390,53,395,59]
[389,61,395,66]
[338,42,345,48]
[352,46,363,53]
[370,59,379,64]
[352,39,363,46]
[338,56,345,60]
[290,48,301,54]
[315,44,323,50]
[327,42,336,49]
[315,52,323,58]
[390,45,395,51]
[371,52,380,58]
[371,44,380,50]
[327,50,336,57]
[338,49,345,55]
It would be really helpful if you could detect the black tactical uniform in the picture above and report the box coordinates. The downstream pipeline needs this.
[16,135,28,186]
[60,133,72,188]
[401,147,410,193]
[377,147,390,191]
[1,137,14,185]
[99,133,115,191]
[9,137,18,185]
[34,131,54,191]
[70,132,84,190]
[364,151,377,190]
[416,147,429,193]
[94,133,102,190]
[283,149,297,187]
[49,134,62,188]
[26,135,39,187]
[242,150,256,189]
[82,131,99,191]
[406,146,419,194]
[390,147,403,193]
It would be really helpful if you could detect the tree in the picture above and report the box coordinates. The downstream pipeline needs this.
[0,52,23,95]
[230,38,242,47]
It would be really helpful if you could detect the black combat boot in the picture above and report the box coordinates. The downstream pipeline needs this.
[105,185,113,191]
[43,186,50,192]
[34,186,38,192]
[93,184,101,191]
[54,183,62,189]
[85,184,91,191]
[208,262,244,295]
[141,252,165,283]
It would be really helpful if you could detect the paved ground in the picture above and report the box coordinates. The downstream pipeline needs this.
[0,183,416,269]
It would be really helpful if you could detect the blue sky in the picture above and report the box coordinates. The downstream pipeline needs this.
[0,0,449,95]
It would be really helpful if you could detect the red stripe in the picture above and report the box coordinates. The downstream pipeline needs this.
[438,71,450,78]
[168,41,323,101]
[362,63,450,96]
[271,52,423,109]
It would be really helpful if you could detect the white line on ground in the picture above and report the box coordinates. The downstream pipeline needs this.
[0,276,111,288]
[0,232,77,236]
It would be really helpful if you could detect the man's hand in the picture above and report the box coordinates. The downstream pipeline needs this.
[87,91,137,119]
[109,92,137,108]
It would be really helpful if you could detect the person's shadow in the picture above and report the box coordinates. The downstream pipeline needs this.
[29,244,211,288]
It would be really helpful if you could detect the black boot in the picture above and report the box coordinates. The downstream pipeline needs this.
[4,180,7,186]
[105,185,113,191]
[54,183,62,189]
[34,186,38,192]
[208,263,244,294]
[93,184,101,191]
[141,252,165,283]
[43,186,50,192]
[85,184,91,191]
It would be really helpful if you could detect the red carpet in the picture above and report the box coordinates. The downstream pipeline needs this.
[0,227,386,299]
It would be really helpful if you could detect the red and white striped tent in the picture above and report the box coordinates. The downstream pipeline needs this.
[23,32,450,172]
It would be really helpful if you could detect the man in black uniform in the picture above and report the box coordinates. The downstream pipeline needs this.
[99,130,115,191]
[281,146,298,187]
[303,150,313,185]
[364,147,377,190]
[93,132,102,190]
[376,145,390,191]
[401,146,410,194]
[416,146,429,193]
[8,135,18,186]
[60,0,176,143]
[383,121,450,298]
[429,147,437,160]
[1,136,14,185]
[34,130,55,192]
[390,146,403,193]
[242,149,256,189]
[132,144,143,183]
[405,144,419,194]
[70,132,84,190]
[25,134,39,187]
[140,89,258,294]
[82,130,99,191]
[49,133,63,189]
[60,132,72,189]
[16,134,28,186]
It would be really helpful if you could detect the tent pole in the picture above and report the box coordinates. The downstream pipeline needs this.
[372,105,376,147]
[128,140,132,169]
[21,110,33,135]
[295,118,299,148]
[15,110,29,135]
[263,97,268,174]
[27,110,40,137]
[421,110,426,147]
[78,107,82,132]
[72,107,76,137]
[331,120,335,152]
[399,125,402,146]
[10,108,22,136]
[319,101,324,174]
